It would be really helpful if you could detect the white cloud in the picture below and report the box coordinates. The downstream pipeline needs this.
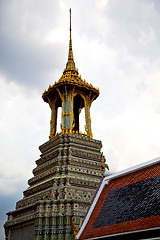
[0,74,50,195]
[95,0,109,9]
[138,27,156,45]
[92,100,160,172]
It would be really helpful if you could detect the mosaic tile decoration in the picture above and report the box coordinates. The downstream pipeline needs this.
[79,162,160,240]
[4,134,104,240]
[94,175,160,228]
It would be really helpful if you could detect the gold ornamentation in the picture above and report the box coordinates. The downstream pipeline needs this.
[42,7,99,141]
[101,152,105,176]
[46,96,52,108]
[72,216,79,239]
[56,88,64,102]
[85,125,88,133]
[62,129,65,134]
[62,112,71,116]
[65,85,67,101]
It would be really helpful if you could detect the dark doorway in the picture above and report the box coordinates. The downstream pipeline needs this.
[73,94,84,132]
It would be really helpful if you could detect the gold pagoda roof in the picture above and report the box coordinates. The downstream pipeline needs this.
[42,9,99,102]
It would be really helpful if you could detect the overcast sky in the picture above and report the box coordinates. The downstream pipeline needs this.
[1,0,160,238]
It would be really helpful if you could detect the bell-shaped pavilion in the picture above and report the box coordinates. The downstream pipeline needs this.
[42,9,99,139]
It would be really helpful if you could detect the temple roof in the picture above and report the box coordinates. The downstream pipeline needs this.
[42,72,99,103]
[76,157,160,240]
[42,9,99,103]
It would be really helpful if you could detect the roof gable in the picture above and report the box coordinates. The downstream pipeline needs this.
[76,158,160,239]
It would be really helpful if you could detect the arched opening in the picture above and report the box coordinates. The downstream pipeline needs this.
[56,106,62,133]
[79,107,85,133]
[55,95,62,133]
[73,94,85,132]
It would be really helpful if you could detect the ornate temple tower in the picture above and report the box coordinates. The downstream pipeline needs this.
[43,9,99,140]
[4,9,107,240]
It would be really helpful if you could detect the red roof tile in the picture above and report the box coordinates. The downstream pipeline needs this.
[77,159,160,239]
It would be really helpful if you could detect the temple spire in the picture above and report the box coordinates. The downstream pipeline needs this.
[64,8,76,72]
[70,8,72,41]
[68,8,74,61]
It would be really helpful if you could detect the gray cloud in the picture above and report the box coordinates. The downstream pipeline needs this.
[0,0,68,89]
[0,193,22,240]
[0,34,64,88]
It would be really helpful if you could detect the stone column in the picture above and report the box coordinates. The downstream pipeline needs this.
[50,215,57,240]
[44,217,50,240]
[50,100,57,138]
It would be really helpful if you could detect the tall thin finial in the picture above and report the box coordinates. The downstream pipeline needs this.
[68,8,73,61]
[64,8,76,72]
[69,8,72,41]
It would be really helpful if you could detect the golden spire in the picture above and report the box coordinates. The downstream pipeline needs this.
[64,8,77,73]
[68,8,73,61]
[70,8,72,42]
